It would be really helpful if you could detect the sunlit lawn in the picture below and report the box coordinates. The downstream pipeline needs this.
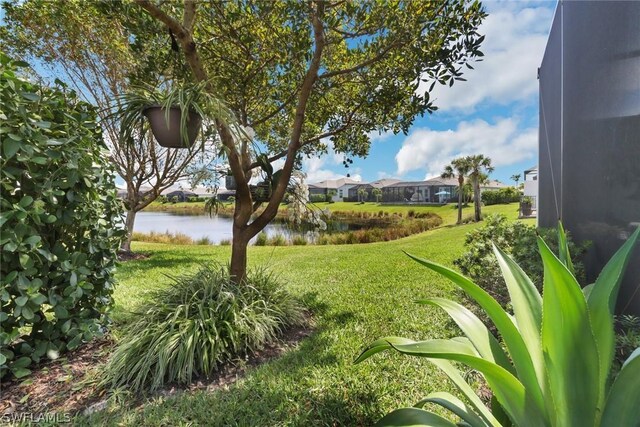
[80,204,531,426]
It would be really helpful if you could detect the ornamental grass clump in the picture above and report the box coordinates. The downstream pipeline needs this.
[356,224,640,427]
[102,266,305,393]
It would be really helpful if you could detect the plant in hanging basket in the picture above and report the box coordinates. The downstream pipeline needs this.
[114,80,234,149]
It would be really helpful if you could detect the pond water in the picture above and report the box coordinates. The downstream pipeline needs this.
[134,211,362,244]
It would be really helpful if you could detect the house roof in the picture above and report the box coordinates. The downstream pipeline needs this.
[425,177,458,186]
[480,180,509,189]
[524,165,538,173]
[369,178,402,188]
[308,177,363,189]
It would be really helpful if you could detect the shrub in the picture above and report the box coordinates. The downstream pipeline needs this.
[357,225,640,427]
[0,55,124,379]
[267,234,287,246]
[131,231,193,245]
[481,187,521,205]
[194,236,213,245]
[407,209,415,218]
[291,235,307,246]
[101,266,305,393]
[454,214,587,307]
[219,239,231,246]
[254,232,268,246]
[309,194,327,203]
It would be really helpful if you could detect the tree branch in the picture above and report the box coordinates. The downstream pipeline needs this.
[247,1,326,238]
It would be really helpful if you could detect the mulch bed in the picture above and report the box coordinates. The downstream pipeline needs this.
[0,337,113,419]
[0,324,313,419]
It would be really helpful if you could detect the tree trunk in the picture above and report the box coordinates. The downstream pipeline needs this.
[121,208,137,252]
[457,176,464,224]
[230,228,249,283]
[473,179,481,222]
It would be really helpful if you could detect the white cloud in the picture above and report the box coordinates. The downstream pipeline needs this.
[302,139,363,183]
[395,118,537,178]
[419,4,554,112]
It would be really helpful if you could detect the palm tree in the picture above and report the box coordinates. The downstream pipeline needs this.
[511,173,521,187]
[372,187,383,203]
[466,154,494,222]
[441,157,471,224]
[357,187,368,203]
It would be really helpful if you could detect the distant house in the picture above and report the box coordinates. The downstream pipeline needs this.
[523,165,538,210]
[116,185,153,200]
[164,189,197,202]
[480,180,509,192]
[382,177,458,203]
[308,177,362,202]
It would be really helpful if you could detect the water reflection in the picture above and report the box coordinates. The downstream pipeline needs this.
[134,211,371,244]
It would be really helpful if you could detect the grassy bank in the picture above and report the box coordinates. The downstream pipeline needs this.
[80,209,533,425]
[144,200,520,226]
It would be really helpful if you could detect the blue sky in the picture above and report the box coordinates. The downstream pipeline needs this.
[303,1,557,185]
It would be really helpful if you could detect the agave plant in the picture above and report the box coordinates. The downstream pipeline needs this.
[356,224,640,427]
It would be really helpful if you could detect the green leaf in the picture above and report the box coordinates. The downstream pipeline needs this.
[416,298,513,374]
[557,222,575,275]
[11,368,31,378]
[587,226,640,413]
[415,392,489,427]
[355,337,416,363]
[538,236,600,427]
[491,244,545,397]
[404,252,544,413]
[389,339,543,427]
[3,138,20,158]
[600,348,640,426]
[22,306,34,320]
[374,408,458,427]
[428,359,501,427]
[13,356,31,368]
[15,295,28,306]
[19,196,34,207]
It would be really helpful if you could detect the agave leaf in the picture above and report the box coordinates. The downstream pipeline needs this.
[587,226,640,412]
[491,245,546,397]
[354,337,418,364]
[416,298,513,374]
[404,252,544,414]
[428,359,502,427]
[557,222,575,275]
[600,348,640,426]
[538,237,600,427]
[389,339,544,427]
[374,407,459,427]
[415,391,489,427]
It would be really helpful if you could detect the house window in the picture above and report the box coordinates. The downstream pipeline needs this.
[339,190,343,197]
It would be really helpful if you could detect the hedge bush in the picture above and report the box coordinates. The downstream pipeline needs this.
[481,187,521,205]
[453,214,587,308]
[0,55,124,379]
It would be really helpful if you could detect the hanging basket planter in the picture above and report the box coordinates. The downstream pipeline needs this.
[143,105,202,148]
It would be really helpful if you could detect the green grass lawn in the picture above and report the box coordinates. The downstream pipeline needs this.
[81,206,532,426]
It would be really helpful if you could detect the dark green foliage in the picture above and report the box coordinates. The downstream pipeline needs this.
[614,315,640,374]
[309,194,328,203]
[454,214,587,307]
[101,265,305,393]
[254,232,268,246]
[0,54,124,379]
[481,187,521,205]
